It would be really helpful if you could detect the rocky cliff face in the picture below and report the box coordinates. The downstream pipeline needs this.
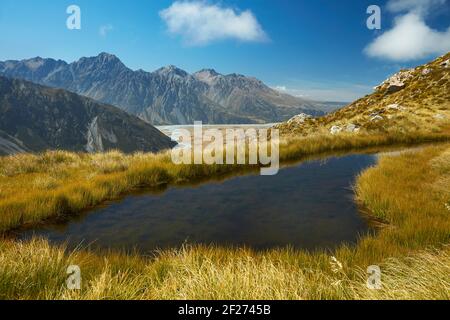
[0,76,176,155]
[193,69,325,122]
[0,53,333,125]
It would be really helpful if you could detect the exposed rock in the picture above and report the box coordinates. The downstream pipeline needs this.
[330,125,342,135]
[386,81,405,93]
[86,116,118,153]
[286,113,312,125]
[86,117,104,153]
[386,103,405,111]
[370,115,384,122]
[375,69,415,93]
[422,68,432,75]
[345,123,360,133]
[441,59,450,68]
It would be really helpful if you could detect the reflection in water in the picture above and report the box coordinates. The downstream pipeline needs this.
[17,154,377,253]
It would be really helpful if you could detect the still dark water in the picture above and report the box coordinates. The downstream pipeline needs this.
[17,154,377,253]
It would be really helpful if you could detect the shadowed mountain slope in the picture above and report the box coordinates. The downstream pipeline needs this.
[0,76,176,155]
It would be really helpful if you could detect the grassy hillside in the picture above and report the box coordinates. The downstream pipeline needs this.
[277,53,450,136]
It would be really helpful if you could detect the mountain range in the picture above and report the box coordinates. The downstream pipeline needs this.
[0,76,175,155]
[0,53,340,125]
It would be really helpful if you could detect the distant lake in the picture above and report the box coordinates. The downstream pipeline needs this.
[16,154,377,253]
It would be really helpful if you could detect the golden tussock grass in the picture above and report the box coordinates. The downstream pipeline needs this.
[1,129,449,233]
[0,140,449,299]
[0,240,448,300]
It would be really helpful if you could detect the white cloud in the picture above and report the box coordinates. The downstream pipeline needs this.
[99,24,113,37]
[159,1,267,45]
[365,0,450,61]
[365,13,450,61]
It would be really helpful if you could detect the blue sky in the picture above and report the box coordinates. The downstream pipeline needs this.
[0,0,449,101]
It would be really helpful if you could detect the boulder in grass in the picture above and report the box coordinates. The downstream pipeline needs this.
[386,80,405,93]
[386,104,405,111]
[370,115,384,122]
[375,69,414,93]
[287,113,313,125]
[330,125,342,135]
[422,68,432,75]
[346,123,360,133]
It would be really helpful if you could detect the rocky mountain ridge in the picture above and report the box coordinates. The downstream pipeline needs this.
[0,53,339,125]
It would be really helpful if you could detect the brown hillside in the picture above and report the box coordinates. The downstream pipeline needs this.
[277,52,450,136]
